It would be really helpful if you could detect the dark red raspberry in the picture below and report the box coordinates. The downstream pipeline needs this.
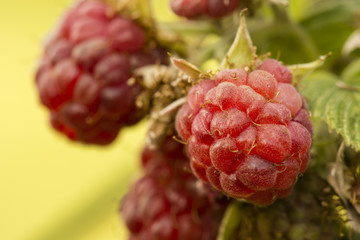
[175,59,313,206]
[170,0,207,18]
[170,0,239,19]
[121,176,226,240]
[121,138,227,240]
[35,0,167,144]
[207,0,239,18]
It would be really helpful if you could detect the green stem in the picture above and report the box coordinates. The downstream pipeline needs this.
[158,21,221,36]
[216,201,242,240]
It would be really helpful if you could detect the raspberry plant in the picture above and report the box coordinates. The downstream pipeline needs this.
[35,0,360,239]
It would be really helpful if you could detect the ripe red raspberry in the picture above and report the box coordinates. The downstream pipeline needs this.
[35,0,167,144]
[175,59,313,206]
[121,138,227,240]
[170,0,239,19]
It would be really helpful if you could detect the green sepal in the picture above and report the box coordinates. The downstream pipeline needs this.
[287,53,330,85]
[220,11,257,70]
[171,57,203,79]
[110,0,154,27]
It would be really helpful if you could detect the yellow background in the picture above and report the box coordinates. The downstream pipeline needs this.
[0,0,174,239]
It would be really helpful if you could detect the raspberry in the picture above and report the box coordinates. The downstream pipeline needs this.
[170,0,239,19]
[121,138,227,239]
[207,0,239,18]
[121,176,226,240]
[35,0,167,144]
[175,59,313,206]
[170,0,207,18]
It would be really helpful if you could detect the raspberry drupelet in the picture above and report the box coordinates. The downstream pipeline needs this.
[35,0,167,145]
[176,59,313,206]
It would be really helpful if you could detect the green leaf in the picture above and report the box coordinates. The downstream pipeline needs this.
[249,19,320,65]
[217,202,242,240]
[301,71,360,151]
[220,11,257,69]
[342,29,360,56]
[341,58,360,86]
[298,0,358,67]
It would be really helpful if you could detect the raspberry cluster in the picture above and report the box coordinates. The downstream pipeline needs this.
[121,137,227,240]
[176,59,313,206]
[35,0,167,144]
[170,0,239,19]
